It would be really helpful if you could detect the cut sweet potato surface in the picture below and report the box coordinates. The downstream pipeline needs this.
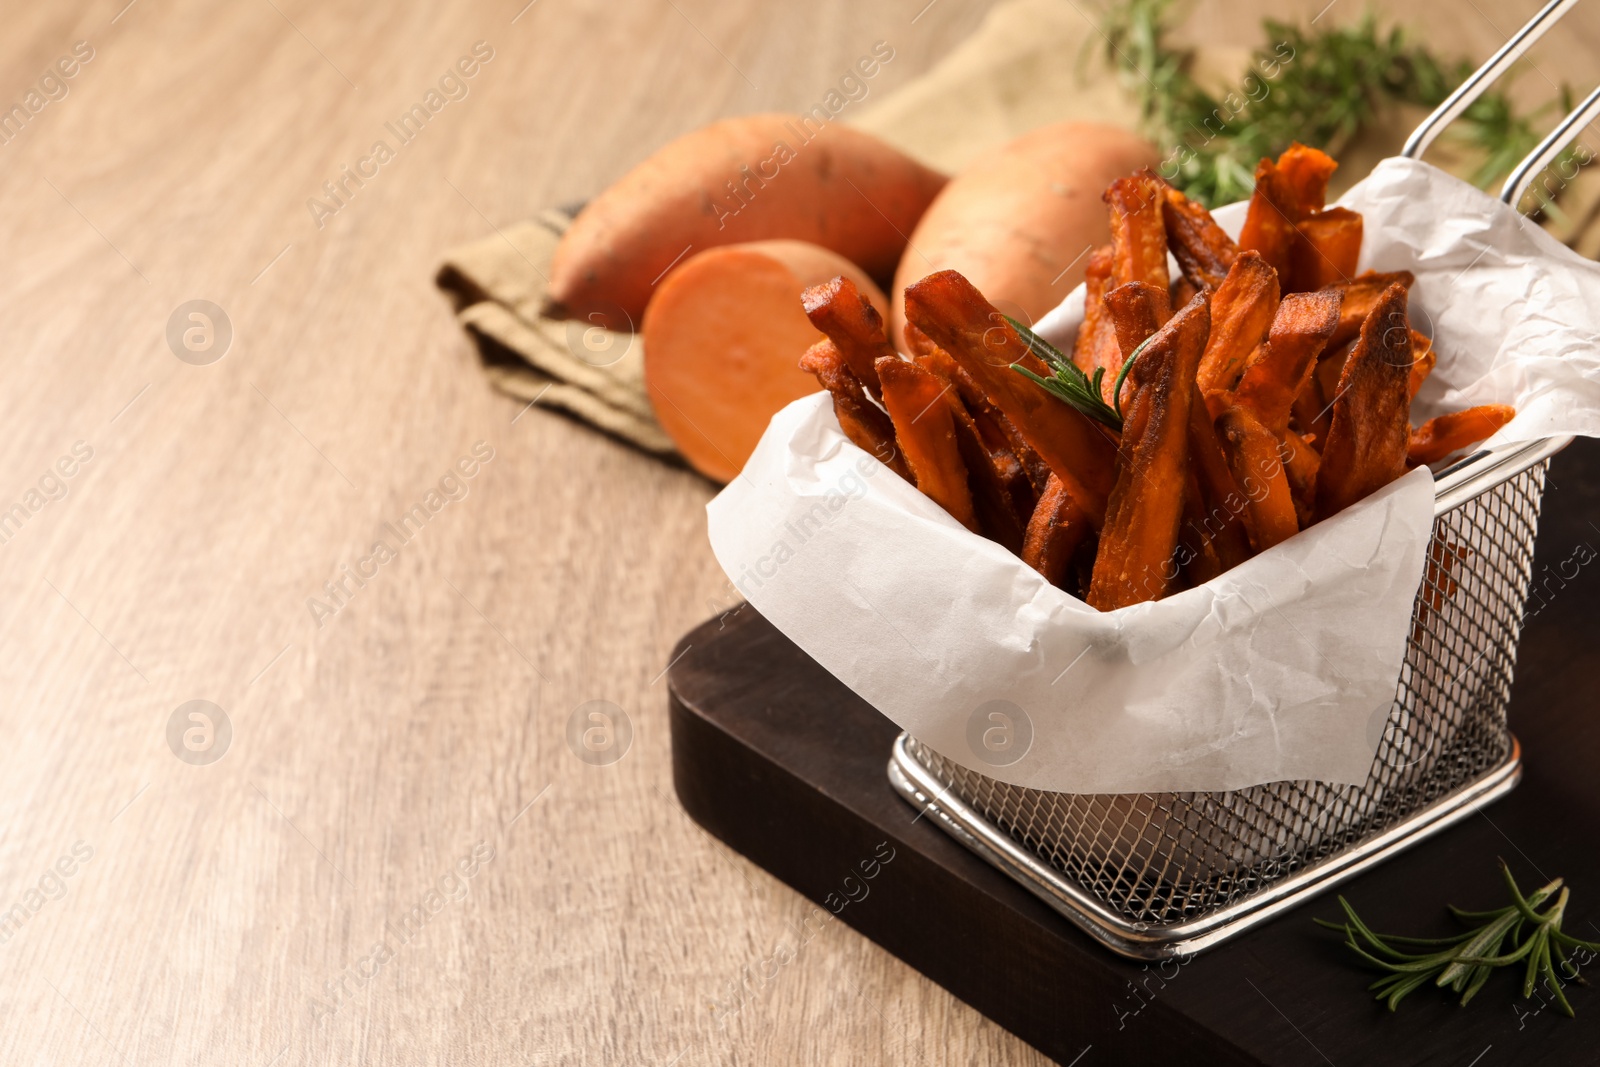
[644,240,890,483]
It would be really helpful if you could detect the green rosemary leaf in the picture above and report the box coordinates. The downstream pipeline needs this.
[1097,0,1577,207]
[1318,862,1597,1015]
[1005,318,1124,431]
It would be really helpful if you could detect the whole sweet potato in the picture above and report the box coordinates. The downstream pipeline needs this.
[889,122,1160,350]
[549,114,946,330]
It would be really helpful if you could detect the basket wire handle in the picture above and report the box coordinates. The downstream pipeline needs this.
[1400,0,1581,161]
[1500,84,1600,206]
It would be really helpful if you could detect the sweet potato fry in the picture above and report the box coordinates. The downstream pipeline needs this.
[1217,406,1300,551]
[947,397,1029,552]
[1314,283,1414,520]
[1325,270,1416,348]
[1185,388,1255,571]
[875,357,978,532]
[1280,428,1320,527]
[1237,158,1298,278]
[905,270,1119,524]
[1105,174,1171,295]
[1196,251,1280,397]
[1233,289,1342,434]
[1408,404,1515,466]
[1290,366,1330,447]
[802,275,898,398]
[1407,330,1435,400]
[1022,475,1092,588]
[1291,207,1363,291]
[916,342,1053,498]
[1162,183,1237,291]
[1088,294,1209,610]
[1274,143,1337,218]
[799,340,910,480]
[1071,246,1124,391]
[1103,281,1167,369]
[1177,473,1225,587]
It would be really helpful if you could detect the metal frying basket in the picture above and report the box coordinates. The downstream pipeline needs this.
[888,0,1599,960]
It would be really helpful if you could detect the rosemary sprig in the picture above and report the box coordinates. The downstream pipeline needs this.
[1004,315,1123,430]
[1096,0,1575,207]
[1315,859,1600,1015]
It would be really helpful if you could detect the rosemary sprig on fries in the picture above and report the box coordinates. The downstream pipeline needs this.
[1005,315,1123,430]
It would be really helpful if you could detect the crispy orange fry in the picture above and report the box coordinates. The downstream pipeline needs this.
[1274,143,1338,218]
[1196,251,1280,397]
[1290,365,1330,448]
[1408,404,1515,466]
[1105,174,1171,295]
[1161,183,1237,291]
[1280,428,1320,527]
[1177,472,1225,587]
[801,276,896,399]
[1325,270,1416,349]
[1185,386,1256,571]
[1291,207,1363,291]
[1217,405,1300,551]
[1237,158,1298,278]
[875,357,978,532]
[799,340,910,480]
[913,343,1042,502]
[1407,329,1435,400]
[1314,283,1414,520]
[1088,294,1209,610]
[1022,474,1092,588]
[1103,281,1166,368]
[1234,289,1342,434]
[1071,246,1124,392]
[946,395,1029,552]
[905,270,1119,524]
[918,343,1053,498]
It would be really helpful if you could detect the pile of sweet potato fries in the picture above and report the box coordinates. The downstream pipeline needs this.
[797,144,1514,611]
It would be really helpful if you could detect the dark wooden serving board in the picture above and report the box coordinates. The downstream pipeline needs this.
[668,437,1600,1067]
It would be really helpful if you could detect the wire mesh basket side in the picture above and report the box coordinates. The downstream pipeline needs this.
[905,458,1548,928]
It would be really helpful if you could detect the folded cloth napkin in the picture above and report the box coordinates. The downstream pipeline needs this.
[435,209,676,454]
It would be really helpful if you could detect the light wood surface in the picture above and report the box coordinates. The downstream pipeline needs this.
[0,2,1594,1065]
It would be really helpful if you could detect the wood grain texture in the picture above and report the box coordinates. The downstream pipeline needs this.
[0,1,1593,1064]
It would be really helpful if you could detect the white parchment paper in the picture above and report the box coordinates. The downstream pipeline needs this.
[706,159,1600,794]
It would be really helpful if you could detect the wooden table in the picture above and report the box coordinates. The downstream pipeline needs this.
[0,2,1594,1064]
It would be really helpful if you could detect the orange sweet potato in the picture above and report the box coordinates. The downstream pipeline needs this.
[643,240,889,483]
[798,340,909,481]
[1408,405,1515,466]
[1022,475,1092,588]
[1216,406,1300,552]
[1196,251,1280,398]
[1314,283,1414,520]
[802,275,898,398]
[904,271,1119,524]
[1233,289,1342,435]
[876,357,978,533]
[1088,294,1209,609]
[889,122,1160,350]
[1291,207,1363,292]
[1162,183,1238,291]
[550,115,946,328]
